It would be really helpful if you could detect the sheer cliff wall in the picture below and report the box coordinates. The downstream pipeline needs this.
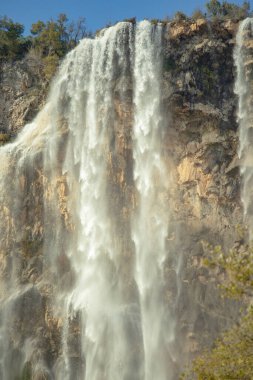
[0,18,245,376]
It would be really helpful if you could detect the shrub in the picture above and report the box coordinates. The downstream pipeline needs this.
[150,19,160,25]
[183,235,253,379]
[42,54,60,80]
[192,9,206,20]
[123,17,136,24]
[206,0,250,21]
[0,16,30,61]
[0,133,11,145]
[173,11,189,22]
[30,14,89,79]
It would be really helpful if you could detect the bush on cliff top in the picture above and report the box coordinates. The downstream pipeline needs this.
[30,14,88,79]
[173,1,250,22]
[206,0,250,21]
[0,13,89,79]
[0,1,252,74]
[30,14,88,57]
[0,16,31,60]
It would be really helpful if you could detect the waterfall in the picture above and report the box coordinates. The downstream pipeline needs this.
[132,21,174,380]
[0,21,178,380]
[235,18,253,237]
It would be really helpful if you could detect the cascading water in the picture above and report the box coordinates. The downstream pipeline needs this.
[0,21,179,380]
[235,18,253,237]
[53,22,140,380]
[132,21,175,380]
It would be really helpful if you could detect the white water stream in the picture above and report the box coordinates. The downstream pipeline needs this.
[0,21,178,380]
[235,18,253,237]
[132,21,174,380]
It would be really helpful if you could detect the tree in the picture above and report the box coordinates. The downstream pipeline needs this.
[30,14,88,79]
[221,1,250,19]
[206,0,222,17]
[0,16,30,60]
[205,0,250,20]
[30,20,45,36]
[183,235,253,379]
[203,238,253,299]
[65,16,88,50]
[185,309,253,379]
[192,9,206,20]
[173,11,189,22]
[31,14,88,57]
[31,19,65,57]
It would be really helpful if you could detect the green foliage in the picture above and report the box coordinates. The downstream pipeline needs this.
[202,236,253,299]
[0,13,88,78]
[206,0,222,17]
[31,14,88,79]
[150,19,160,25]
[184,230,253,379]
[30,20,45,36]
[31,20,63,57]
[184,308,253,379]
[31,14,67,57]
[163,57,177,72]
[205,0,250,20]
[170,0,250,24]
[192,9,206,20]
[0,16,30,60]
[199,65,217,93]
[15,362,32,380]
[42,54,60,80]
[173,11,189,22]
[0,133,11,145]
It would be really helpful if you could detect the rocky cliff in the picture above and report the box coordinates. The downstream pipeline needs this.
[0,18,246,379]
[162,18,242,357]
[0,53,48,139]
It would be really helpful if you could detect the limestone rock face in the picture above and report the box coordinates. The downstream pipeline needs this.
[169,18,209,39]
[0,19,246,376]
[161,20,242,360]
[0,55,47,136]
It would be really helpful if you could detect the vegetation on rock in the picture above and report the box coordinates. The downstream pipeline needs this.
[0,2,253,377]
[0,133,11,145]
[31,14,87,55]
[0,16,30,60]
[186,309,253,379]
[30,14,88,78]
[183,231,253,379]
[0,0,251,68]
[206,0,250,20]
[172,1,251,22]
[0,13,89,79]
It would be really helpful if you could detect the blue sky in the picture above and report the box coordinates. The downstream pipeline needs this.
[0,0,252,34]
